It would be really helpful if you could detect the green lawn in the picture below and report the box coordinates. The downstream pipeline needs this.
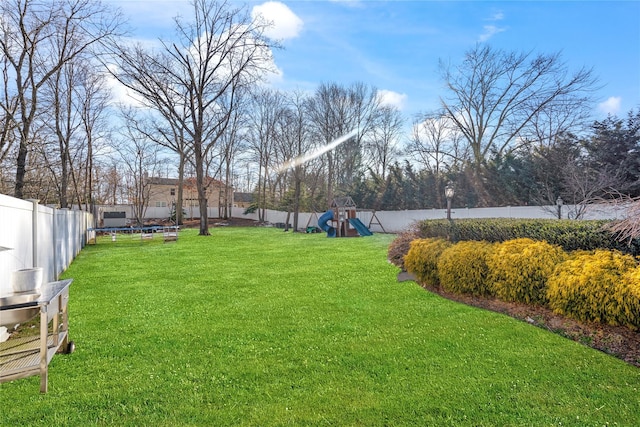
[2,227,639,426]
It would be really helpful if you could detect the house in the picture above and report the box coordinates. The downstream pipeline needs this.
[233,192,255,209]
[146,177,234,216]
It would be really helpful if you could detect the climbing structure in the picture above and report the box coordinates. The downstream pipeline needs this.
[317,196,374,237]
[330,197,357,237]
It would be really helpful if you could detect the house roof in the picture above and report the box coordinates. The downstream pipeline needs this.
[147,176,231,189]
[233,192,254,203]
[331,196,356,208]
[147,177,179,186]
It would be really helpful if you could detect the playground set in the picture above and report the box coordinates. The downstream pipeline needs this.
[316,197,382,237]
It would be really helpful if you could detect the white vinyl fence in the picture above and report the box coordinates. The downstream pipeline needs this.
[0,194,93,298]
[97,202,628,234]
[227,204,626,234]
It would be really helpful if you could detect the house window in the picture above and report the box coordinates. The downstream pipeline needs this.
[156,201,167,207]
[170,188,175,196]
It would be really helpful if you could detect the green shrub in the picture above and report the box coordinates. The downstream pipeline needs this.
[417,219,640,256]
[438,241,495,296]
[488,238,565,305]
[547,250,638,327]
[387,226,421,269]
[404,238,452,287]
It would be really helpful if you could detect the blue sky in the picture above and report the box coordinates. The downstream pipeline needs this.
[105,0,640,122]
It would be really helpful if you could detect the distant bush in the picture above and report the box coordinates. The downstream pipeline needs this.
[404,238,451,287]
[387,225,421,269]
[547,250,639,327]
[438,241,495,296]
[488,238,565,305]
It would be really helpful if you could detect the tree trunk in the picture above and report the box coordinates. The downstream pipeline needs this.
[284,210,291,232]
[326,151,334,208]
[85,131,93,212]
[195,145,210,236]
[14,140,28,199]
[293,171,301,232]
[176,151,185,225]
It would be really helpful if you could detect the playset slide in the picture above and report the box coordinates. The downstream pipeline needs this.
[348,218,373,236]
[318,210,336,237]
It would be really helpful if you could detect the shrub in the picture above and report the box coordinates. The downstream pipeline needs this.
[438,241,495,296]
[416,219,640,256]
[547,250,638,327]
[403,238,452,287]
[487,238,565,305]
[387,225,421,269]
[621,267,640,329]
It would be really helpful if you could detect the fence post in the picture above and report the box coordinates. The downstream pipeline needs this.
[53,208,59,279]
[27,199,39,268]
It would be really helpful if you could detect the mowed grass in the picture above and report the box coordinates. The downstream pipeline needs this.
[1,227,639,426]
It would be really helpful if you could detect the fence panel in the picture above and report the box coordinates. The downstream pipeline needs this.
[0,196,34,284]
[0,195,92,298]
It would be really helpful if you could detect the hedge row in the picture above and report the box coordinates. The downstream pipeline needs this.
[402,237,640,330]
[417,219,640,256]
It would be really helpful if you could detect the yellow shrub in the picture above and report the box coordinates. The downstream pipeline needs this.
[621,267,640,329]
[487,238,565,305]
[438,241,495,296]
[547,250,638,327]
[404,238,452,287]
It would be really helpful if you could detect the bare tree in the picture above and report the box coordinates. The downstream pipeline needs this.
[22,131,59,203]
[77,64,111,213]
[0,53,18,164]
[248,87,285,222]
[118,107,192,225]
[341,82,381,188]
[274,90,312,230]
[306,83,340,206]
[94,162,122,205]
[44,60,82,208]
[36,55,110,210]
[561,160,624,219]
[217,87,250,219]
[117,112,165,226]
[440,44,598,205]
[306,82,381,206]
[406,112,465,207]
[0,0,123,199]
[365,105,403,180]
[108,0,277,235]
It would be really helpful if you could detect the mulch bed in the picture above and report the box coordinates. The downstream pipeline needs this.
[398,272,640,368]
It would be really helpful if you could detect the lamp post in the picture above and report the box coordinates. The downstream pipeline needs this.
[445,183,455,220]
[556,196,563,219]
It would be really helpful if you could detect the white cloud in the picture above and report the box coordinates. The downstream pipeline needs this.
[598,96,622,115]
[252,2,303,41]
[479,25,506,42]
[328,0,364,7]
[479,10,507,42]
[378,90,408,110]
[104,64,147,108]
